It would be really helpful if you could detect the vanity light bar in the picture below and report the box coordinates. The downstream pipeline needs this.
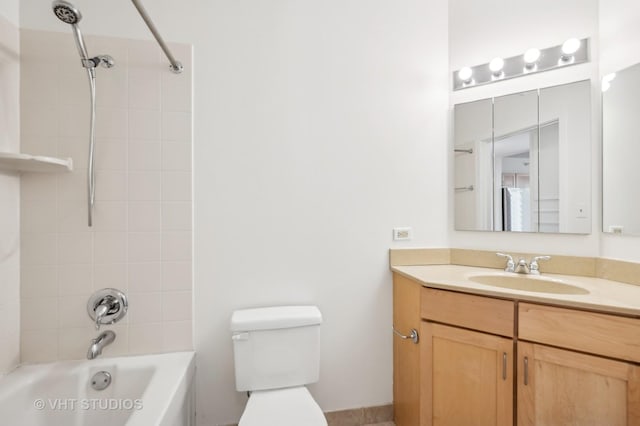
[453,38,590,91]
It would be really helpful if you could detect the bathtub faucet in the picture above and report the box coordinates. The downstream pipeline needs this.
[87,330,116,360]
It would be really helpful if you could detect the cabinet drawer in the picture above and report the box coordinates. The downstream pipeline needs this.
[421,288,514,337]
[519,303,640,363]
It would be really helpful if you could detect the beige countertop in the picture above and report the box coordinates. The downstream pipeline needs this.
[392,264,640,317]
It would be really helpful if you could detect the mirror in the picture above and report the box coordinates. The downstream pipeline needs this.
[602,63,640,235]
[454,80,591,233]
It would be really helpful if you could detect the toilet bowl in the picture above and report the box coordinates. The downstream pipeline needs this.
[231,306,327,426]
[239,387,326,426]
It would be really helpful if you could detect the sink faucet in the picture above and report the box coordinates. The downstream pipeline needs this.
[87,330,116,360]
[496,253,551,275]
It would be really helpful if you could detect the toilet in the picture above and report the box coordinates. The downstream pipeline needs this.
[230,305,327,426]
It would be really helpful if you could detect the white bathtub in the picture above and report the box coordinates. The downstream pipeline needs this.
[0,351,195,426]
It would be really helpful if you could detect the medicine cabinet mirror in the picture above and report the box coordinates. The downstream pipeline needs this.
[602,62,640,236]
[454,80,591,234]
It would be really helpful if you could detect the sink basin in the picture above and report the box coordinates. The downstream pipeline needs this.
[469,274,589,295]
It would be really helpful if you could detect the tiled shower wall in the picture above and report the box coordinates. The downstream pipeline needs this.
[20,29,193,362]
[0,14,20,374]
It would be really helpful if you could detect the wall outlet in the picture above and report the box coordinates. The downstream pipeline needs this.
[393,227,412,241]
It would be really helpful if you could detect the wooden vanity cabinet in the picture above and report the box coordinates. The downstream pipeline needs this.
[421,322,513,426]
[393,272,640,426]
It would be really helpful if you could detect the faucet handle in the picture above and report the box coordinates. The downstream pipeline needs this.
[529,255,551,274]
[496,253,515,272]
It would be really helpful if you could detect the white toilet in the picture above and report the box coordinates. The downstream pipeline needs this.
[230,305,327,426]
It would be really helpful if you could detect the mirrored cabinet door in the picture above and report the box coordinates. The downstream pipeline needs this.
[603,63,640,235]
[453,80,591,234]
[454,99,493,231]
[540,81,591,234]
[494,90,538,232]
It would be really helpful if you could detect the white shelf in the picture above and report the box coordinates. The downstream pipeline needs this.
[0,152,73,173]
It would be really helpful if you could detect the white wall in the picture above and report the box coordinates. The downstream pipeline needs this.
[449,0,601,255]
[0,0,17,26]
[0,10,20,375]
[22,0,449,424]
[599,0,640,261]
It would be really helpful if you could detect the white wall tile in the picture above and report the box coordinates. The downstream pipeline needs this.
[95,107,128,139]
[129,323,163,355]
[128,262,162,293]
[162,321,192,352]
[21,266,58,299]
[95,171,127,201]
[22,330,58,363]
[21,233,57,266]
[129,69,161,110]
[129,109,161,140]
[58,296,91,328]
[21,297,58,330]
[21,199,58,233]
[129,142,161,171]
[162,112,191,142]
[57,233,92,264]
[93,263,127,292]
[95,141,127,171]
[20,31,192,363]
[162,231,192,261]
[162,291,191,322]
[127,292,162,324]
[162,172,191,201]
[94,232,127,264]
[58,264,93,296]
[162,202,192,231]
[162,142,191,171]
[162,261,192,291]
[128,201,162,232]
[128,232,162,262]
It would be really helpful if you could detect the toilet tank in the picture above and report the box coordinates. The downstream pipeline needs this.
[231,306,322,392]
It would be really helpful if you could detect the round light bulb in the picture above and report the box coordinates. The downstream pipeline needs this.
[458,67,473,83]
[489,57,504,74]
[524,48,541,65]
[562,38,581,55]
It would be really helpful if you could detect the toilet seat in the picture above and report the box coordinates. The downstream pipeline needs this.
[239,386,327,426]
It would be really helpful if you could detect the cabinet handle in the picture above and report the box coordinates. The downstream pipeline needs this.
[392,326,419,344]
[524,356,529,386]
[502,352,507,380]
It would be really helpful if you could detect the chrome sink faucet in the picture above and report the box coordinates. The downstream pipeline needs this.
[496,253,551,275]
[87,330,115,360]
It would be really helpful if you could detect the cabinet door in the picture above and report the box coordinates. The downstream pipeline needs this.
[518,342,640,426]
[421,322,513,426]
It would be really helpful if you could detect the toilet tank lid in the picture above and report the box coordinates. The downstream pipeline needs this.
[231,306,322,332]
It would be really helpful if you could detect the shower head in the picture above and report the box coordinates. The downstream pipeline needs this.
[52,0,82,25]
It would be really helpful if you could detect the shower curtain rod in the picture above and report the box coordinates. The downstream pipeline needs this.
[130,0,183,74]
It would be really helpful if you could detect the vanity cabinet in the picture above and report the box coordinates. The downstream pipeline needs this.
[421,322,513,425]
[393,272,640,426]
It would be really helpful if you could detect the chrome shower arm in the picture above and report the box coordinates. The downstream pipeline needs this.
[130,0,183,74]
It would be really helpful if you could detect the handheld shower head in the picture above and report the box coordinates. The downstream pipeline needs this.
[52,0,82,25]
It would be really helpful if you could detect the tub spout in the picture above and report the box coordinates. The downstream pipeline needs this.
[87,330,116,360]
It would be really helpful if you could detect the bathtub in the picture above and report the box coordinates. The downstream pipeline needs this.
[0,351,195,426]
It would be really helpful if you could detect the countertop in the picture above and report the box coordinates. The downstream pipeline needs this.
[392,264,640,317]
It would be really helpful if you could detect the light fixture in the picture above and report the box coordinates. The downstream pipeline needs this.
[524,48,541,69]
[452,38,589,91]
[602,73,616,92]
[489,57,504,77]
[458,67,473,84]
[561,38,581,61]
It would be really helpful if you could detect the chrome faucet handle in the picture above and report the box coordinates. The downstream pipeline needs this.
[87,289,128,330]
[529,256,551,275]
[496,253,515,272]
